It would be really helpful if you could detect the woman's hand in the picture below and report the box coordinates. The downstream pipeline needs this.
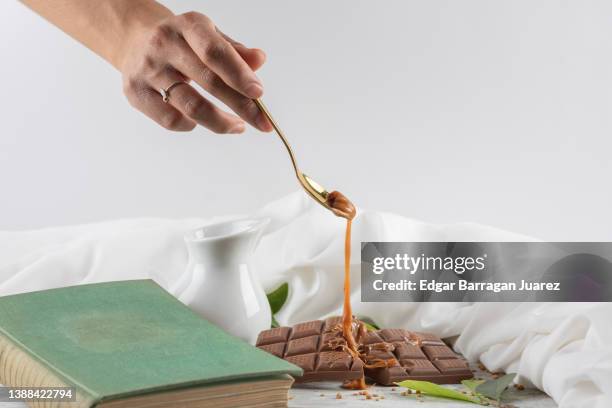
[119,11,273,133]
[21,1,271,134]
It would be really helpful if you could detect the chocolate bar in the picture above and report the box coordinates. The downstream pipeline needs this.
[256,317,364,383]
[360,328,472,385]
[256,317,473,386]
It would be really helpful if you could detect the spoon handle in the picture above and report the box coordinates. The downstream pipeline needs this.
[253,99,300,178]
[253,98,331,211]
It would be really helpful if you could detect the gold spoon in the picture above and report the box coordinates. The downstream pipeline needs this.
[253,98,333,212]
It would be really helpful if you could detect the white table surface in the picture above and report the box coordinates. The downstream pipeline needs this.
[288,364,557,408]
[289,382,556,408]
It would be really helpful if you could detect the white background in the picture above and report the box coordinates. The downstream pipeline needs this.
[1,0,611,239]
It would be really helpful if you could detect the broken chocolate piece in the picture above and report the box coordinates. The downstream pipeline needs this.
[363,331,472,385]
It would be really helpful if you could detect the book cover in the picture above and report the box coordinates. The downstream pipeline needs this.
[0,279,301,405]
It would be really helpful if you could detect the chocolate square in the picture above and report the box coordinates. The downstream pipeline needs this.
[256,326,291,346]
[285,353,317,371]
[394,342,427,360]
[286,335,319,356]
[433,359,471,375]
[289,320,324,339]
[423,345,458,360]
[402,359,440,376]
[258,342,285,358]
[379,328,410,342]
[410,332,445,346]
[360,331,384,345]
[316,351,353,372]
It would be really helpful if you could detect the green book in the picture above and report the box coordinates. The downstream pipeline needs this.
[0,280,301,407]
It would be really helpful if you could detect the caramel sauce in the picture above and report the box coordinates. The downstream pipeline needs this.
[342,377,367,390]
[326,191,368,389]
[326,191,358,354]
[326,191,397,388]
[363,359,399,369]
[326,191,357,220]
[342,218,358,353]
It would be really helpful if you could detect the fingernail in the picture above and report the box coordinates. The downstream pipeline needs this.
[229,122,245,134]
[245,82,264,98]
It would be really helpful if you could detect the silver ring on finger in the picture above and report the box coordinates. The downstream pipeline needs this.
[160,81,187,103]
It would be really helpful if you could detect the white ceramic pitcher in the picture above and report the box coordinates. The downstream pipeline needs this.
[171,218,271,344]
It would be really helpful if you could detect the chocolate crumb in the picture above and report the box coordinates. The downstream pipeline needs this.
[320,393,325,397]
[391,387,396,391]
[515,384,525,391]
[336,393,342,399]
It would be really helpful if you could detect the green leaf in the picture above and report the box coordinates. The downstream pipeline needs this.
[357,316,380,330]
[462,379,485,392]
[271,316,280,328]
[266,283,289,315]
[396,380,483,405]
[475,373,516,402]
[363,322,378,332]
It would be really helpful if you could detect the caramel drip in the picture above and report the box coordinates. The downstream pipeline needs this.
[363,359,399,369]
[342,377,367,390]
[342,219,358,354]
[326,190,367,389]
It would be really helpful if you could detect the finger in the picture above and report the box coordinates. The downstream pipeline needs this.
[167,41,272,131]
[125,82,195,131]
[180,19,264,98]
[166,82,246,134]
[235,47,266,71]
[217,30,266,71]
